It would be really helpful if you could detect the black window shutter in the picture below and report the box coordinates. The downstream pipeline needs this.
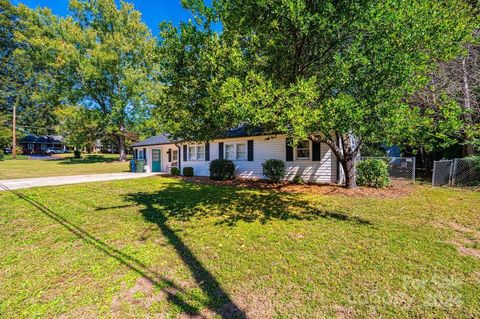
[143,148,147,160]
[134,149,138,160]
[312,141,321,161]
[247,140,254,161]
[218,142,224,160]
[168,148,172,162]
[183,145,187,161]
[286,138,293,161]
[205,143,210,161]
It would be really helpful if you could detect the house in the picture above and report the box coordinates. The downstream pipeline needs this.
[19,134,67,155]
[132,127,340,184]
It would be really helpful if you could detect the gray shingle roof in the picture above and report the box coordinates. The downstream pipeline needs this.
[132,125,266,148]
[131,134,176,147]
[19,134,64,144]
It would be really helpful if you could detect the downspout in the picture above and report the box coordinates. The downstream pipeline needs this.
[175,143,181,173]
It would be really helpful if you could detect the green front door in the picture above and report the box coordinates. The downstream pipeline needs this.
[152,149,161,172]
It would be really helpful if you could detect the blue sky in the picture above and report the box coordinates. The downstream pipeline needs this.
[12,0,197,36]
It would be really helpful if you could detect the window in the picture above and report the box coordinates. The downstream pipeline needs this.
[296,140,310,159]
[196,145,205,160]
[188,146,196,161]
[172,149,178,161]
[188,145,205,161]
[225,144,235,160]
[41,144,47,150]
[28,144,34,150]
[236,143,246,160]
[138,150,144,159]
[224,142,247,161]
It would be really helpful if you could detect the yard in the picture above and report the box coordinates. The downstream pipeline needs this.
[0,177,479,318]
[0,154,130,180]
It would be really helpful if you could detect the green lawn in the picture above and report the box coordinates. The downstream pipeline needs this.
[0,154,130,180]
[0,177,479,318]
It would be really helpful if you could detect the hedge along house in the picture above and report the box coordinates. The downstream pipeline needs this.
[132,127,340,184]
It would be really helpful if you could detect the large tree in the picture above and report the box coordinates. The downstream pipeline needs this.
[14,0,157,161]
[156,0,477,187]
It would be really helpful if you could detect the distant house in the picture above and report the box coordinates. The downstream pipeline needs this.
[132,126,340,184]
[19,134,67,155]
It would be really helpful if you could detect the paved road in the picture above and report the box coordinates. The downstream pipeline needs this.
[0,173,160,191]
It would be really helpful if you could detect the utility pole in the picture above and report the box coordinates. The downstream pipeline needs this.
[12,103,16,160]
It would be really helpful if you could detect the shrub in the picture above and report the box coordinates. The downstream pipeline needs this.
[357,159,390,188]
[0,150,4,161]
[292,175,305,184]
[74,150,81,158]
[209,159,235,180]
[262,159,286,183]
[170,167,180,176]
[183,167,194,177]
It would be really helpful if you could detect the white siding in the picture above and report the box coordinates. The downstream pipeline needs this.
[134,135,337,183]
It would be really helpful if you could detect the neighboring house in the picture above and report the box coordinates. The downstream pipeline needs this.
[132,126,339,184]
[19,134,67,155]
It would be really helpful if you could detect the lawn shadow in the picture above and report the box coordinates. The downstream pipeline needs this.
[58,155,119,165]
[0,185,209,316]
[124,181,372,227]
[119,181,371,318]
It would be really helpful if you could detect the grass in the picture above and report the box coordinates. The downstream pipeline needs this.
[0,154,131,180]
[0,177,479,318]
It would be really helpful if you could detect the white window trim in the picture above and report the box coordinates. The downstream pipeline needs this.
[172,149,178,162]
[224,142,247,161]
[295,140,311,160]
[188,144,205,161]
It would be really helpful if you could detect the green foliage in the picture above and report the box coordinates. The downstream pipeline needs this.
[357,159,390,188]
[361,144,387,157]
[73,150,81,159]
[13,0,158,160]
[170,167,180,176]
[183,167,194,177]
[55,105,104,150]
[0,149,4,161]
[159,0,476,187]
[292,176,305,185]
[262,159,286,183]
[209,159,235,181]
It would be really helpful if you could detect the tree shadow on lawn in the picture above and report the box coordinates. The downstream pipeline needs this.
[117,182,372,318]
[124,181,372,227]
[58,155,119,165]
[1,185,220,317]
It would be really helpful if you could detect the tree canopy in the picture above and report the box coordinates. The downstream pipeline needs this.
[155,0,477,187]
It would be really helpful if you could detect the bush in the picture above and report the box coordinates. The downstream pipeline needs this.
[292,175,305,184]
[74,150,81,158]
[262,159,286,183]
[357,159,390,188]
[183,167,194,177]
[0,150,4,161]
[209,159,235,181]
[170,167,180,176]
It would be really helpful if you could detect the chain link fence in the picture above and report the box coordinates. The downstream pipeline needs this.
[361,157,416,182]
[432,157,480,187]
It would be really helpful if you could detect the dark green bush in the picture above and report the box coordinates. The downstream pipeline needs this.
[209,159,235,180]
[262,159,286,183]
[170,167,180,176]
[357,159,390,188]
[183,167,194,177]
[292,175,305,184]
[73,150,81,158]
[0,150,4,161]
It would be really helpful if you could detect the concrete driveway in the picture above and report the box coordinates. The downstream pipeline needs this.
[0,172,160,191]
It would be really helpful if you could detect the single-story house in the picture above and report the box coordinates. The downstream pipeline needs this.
[132,127,340,184]
[19,134,67,155]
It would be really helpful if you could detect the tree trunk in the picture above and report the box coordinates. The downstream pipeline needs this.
[461,50,474,157]
[117,134,126,162]
[342,157,357,189]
